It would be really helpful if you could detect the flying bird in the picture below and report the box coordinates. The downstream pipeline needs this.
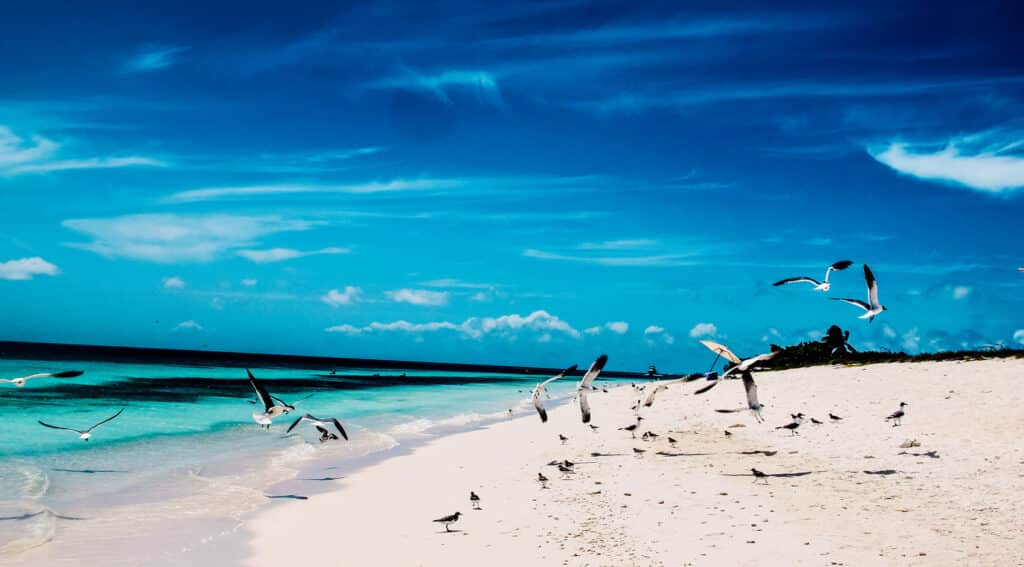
[694,344,781,396]
[577,354,608,424]
[531,364,577,423]
[642,375,692,408]
[1,370,83,388]
[885,402,908,426]
[773,260,854,292]
[832,264,887,322]
[38,408,124,441]
[433,512,462,532]
[286,413,348,440]
[247,369,297,428]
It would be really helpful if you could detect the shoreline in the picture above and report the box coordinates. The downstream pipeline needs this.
[245,359,1024,566]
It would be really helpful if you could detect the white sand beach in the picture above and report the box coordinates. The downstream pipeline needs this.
[246,358,1024,566]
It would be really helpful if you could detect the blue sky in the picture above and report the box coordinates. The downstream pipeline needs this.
[1,0,1022,370]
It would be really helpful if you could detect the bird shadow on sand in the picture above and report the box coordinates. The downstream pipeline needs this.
[737,450,778,456]
[862,469,900,475]
[51,468,128,474]
[722,471,817,478]
[301,476,345,481]
[590,452,626,457]
[265,494,309,500]
[438,529,465,534]
[655,451,712,457]
[898,450,940,459]
[0,510,86,521]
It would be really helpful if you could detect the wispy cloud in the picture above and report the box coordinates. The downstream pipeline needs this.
[421,278,496,289]
[577,239,658,251]
[644,325,675,345]
[241,279,258,287]
[123,45,189,73]
[63,213,322,263]
[869,127,1024,194]
[1014,329,1024,345]
[237,247,349,263]
[605,321,629,334]
[162,276,185,289]
[173,320,203,331]
[523,248,696,267]
[326,309,580,339]
[689,322,718,338]
[162,178,464,204]
[367,69,503,106]
[322,286,362,307]
[952,285,972,300]
[0,257,59,280]
[385,288,450,306]
[0,125,165,176]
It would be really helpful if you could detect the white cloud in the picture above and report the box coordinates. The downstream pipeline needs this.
[577,239,658,250]
[469,291,490,302]
[241,279,258,287]
[644,325,665,335]
[322,286,362,307]
[644,325,674,345]
[901,327,920,352]
[386,288,449,306]
[0,257,59,280]
[952,285,971,300]
[869,128,1024,194]
[882,324,897,339]
[1014,329,1024,345]
[689,322,718,338]
[163,178,462,204]
[523,248,696,267]
[237,247,349,263]
[174,320,203,331]
[62,213,322,263]
[583,326,602,335]
[367,69,503,106]
[162,276,185,289]
[0,125,164,176]
[605,321,629,334]
[124,45,189,72]
[327,309,580,340]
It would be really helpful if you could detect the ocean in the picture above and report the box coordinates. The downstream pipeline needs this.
[0,355,627,564]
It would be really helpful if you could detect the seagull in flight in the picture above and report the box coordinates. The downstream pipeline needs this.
[773,260,853,292]
[694,344,781,396]
[1,370,83,388]
[531,364,577,423]
[832,264,887,322]
[286,413,349,440]
[247,369,296,428]
[577,354,608,424]
[38,408,124,441]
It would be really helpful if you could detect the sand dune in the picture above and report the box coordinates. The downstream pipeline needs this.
[246,358,1024,566]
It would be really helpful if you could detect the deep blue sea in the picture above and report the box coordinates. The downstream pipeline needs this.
[0,357,607,561]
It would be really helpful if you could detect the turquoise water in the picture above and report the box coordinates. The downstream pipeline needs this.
[0,357,607,560]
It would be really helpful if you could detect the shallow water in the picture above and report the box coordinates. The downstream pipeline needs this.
[0,358,600,562]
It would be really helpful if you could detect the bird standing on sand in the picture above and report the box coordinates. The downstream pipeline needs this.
[577,355,608,423]
[531,364,578,423]
[829,412,843,421]
[886,402,908,426]
[776,413,804,435]
[433,512,462,532]
[470,491,481,510]
[557,464,574,478]
[620,421,639,438]
[810,417,823,425]
[558,434,568,444]
[1,370,83,387]
[832,264,887,322]
[286,413,349,440]
[751,468,769,484]
[724,430,733,437]
[538,472,549,488]
[589,424,599,432]
[38,408,125,441]
[773,260,854,292]
[668,436,678,446]
[633,447,646,455]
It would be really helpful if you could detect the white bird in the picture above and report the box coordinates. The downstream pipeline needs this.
[1,370,83,387]
[531,364,577,423]
[832,264,887,322]
[642,375,693,408]
[38,408,124,441]
[248,369,293,428]
[286,413,348,440]
[886,402,908,426]
[577,354,608,424]
[773,260,853,292]
[694,344,781,395]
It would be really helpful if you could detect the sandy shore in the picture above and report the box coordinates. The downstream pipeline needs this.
[246,358,1024,566]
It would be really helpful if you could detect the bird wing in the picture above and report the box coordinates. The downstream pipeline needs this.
[578,355,607,391]
[864,264,880,308]
[85,408,125,432]
[693,379,721,395]
[825,260,854,282]
[247,369,274,411]
[542,364,577,389]
[286,414,309,434]
[49,370,85,379]
[831,297,870,311]
[698,340,742,364]
[330,418,348,440]
[532,387,549,423]
[738,350,780,371]
[773,276,820,287]
[579,389,592,423]
[37,420,83,434]
[741,371,759,410]
[643,383,668,407]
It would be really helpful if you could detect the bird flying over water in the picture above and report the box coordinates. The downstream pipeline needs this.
[531,364,577,423]
[1,370,83,387]
[286,413,349,440]
[38,408,124,441]
[832,264,887,322]
[773,260,853,292]
[247,369,296,428]
[577,354,608,424]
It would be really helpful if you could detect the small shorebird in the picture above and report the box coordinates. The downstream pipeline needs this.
[538,472,549,488]
[810,417,823,425]
[620,422,639,438]
[558,434,568,444]
[286,413,349,440]
[751,468,769,484]
[724,429,732,437]
[531,364,578,423]
[633,447,646,455]
[773,260,853,292]
[470,491,481,510]
[668,436,678,445]
[577,354,608,424]
[589,424,599,432]
[832,264,887,322]
[38,408,124,441]
[557,464,574,478]
[829,412,843,421]
[433,512,462,532]
[776,413,804,435]
[886,402,908,426]
[1,370,83,387]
